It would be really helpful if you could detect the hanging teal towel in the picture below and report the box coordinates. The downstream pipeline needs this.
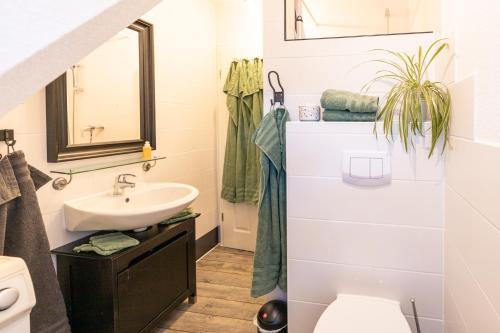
[320,89,379,113]
[221,59,263,204]
[251,106,289,298]
[73,232,139,256]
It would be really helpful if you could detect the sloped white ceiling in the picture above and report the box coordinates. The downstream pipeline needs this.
[0,0,161,114]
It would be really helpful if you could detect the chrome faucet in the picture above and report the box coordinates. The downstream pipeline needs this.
[113,174,136,195]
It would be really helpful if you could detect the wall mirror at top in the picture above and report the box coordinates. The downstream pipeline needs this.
[46,19,155,162]
[285,0,440,40]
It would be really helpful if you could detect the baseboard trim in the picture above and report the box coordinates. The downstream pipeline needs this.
[196,226,219,259]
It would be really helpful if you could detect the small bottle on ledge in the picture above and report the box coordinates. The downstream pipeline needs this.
[142,141,152,160]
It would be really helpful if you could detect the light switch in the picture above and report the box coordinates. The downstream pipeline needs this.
[370,158,384,179]
[350,157,370,178]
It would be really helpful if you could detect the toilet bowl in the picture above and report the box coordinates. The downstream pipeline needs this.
[314,294,411,333]
[0,256,36,333]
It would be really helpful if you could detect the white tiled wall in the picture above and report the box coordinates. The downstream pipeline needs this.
[440,0,500,144]
[441,0,500,327]
[0,0,218,249]
[263,1,444,332]
[287,122,444,333]
[444,76,500,333]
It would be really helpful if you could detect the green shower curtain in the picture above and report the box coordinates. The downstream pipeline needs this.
[221,58,263,204]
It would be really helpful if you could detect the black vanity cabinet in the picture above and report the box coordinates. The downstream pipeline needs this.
[52,219,196,333]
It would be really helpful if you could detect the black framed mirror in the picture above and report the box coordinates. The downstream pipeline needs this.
[46,19,155,162]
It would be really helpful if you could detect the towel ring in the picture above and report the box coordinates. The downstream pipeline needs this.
[53,174,72,191]
[142,159,157,172]
[268,71,285,106]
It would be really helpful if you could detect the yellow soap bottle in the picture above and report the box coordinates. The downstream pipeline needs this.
[142,141,152,160]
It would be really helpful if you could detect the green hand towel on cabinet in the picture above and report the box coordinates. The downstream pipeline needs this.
[160,207,200,225]
[320,89,379,113]
[74,232,140,256]
[323,110,376,122]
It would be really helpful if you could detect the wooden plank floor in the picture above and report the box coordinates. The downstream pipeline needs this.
[155,246,266,333]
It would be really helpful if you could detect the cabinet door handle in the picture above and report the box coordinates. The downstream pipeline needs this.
[0,288,19,311]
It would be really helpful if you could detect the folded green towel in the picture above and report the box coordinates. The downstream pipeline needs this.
[320,89,379,113]
[322,110,376,122]
[160,208,200,226]
[73,232,140,256]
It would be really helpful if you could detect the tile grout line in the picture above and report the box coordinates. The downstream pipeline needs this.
[446,183,500,234]
[288,217,444,231]
[288,258,444,276]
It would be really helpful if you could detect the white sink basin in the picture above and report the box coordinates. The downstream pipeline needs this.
[64,182,199,232]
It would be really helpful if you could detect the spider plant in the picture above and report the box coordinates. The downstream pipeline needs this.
[363,39,451,157]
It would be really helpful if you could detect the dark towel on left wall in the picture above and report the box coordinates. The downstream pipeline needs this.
[0,151,71,333]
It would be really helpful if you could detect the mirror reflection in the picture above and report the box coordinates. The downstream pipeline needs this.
[66,28,141,145]
[46,19,155,163]
[286,0,439,40]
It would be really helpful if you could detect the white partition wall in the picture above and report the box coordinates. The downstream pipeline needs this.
[263,2,444,331]
[286,122,445,333]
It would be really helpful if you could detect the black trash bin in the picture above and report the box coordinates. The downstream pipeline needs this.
[254,300,287,333]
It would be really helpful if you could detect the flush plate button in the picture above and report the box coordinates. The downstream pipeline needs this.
[350,157,370,178]
[369,158,384,179]
[343,151,391,186]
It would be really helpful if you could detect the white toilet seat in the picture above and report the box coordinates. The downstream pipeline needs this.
[314,294,411,333]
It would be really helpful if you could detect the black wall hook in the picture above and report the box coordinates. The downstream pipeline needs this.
[0,129,14,143]
[268,71,285,106]
[0,129,15,158]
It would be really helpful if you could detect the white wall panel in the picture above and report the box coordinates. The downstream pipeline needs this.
[286,122,444,333]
